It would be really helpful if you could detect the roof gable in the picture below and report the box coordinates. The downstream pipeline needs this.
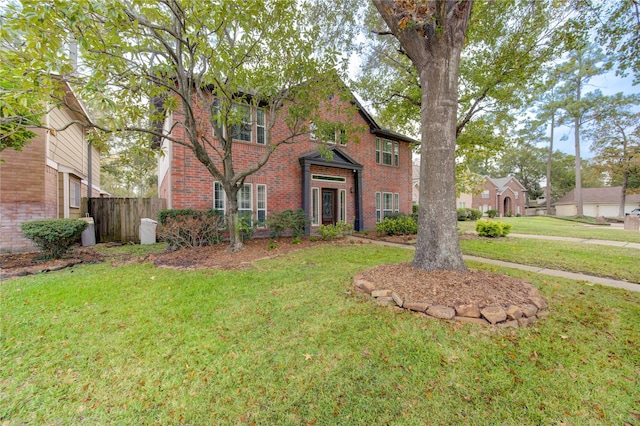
[298,146,362,170]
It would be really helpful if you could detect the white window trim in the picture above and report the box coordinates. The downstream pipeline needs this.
[393,193,399,213]
[339,189,347,223]
[481,190,490,199]
[311,187,320,226]
[70,179,81,208]
[238,183,253,212]
[214,181,226,214]
[383,192,393,218]
[256,108,266,145]
[310,122,317,141]
[375,192,381,223]
[257,184,267,226]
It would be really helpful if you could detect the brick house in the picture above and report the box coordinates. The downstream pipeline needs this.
[0,80,105,252]
[471,176,527,217]
[158,95,414,234]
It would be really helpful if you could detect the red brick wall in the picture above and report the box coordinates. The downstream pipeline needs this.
[471,178,526,217]
[167,96,413,231]
[0,135,55,252]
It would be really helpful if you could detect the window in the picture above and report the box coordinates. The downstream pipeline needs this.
[232,104,252,142]
[393,143,399,166]
[376,138,398,166]
[70,180,81,208]
[383,140,393,165]
[310,122,317,140]
[311,174,346,183]
[214,182,226,213]
[339,189,346,223]
[481,190,490,199]
[375,192,381,223]
[393,193,399,213]
[458,201,466,208]
[383,193,393,218]
[238,183,252,214]
[312,187,320,225]
[514,191,519,200]
[257,184,267,224]
[256,108,265,145]
[338,129,347,146]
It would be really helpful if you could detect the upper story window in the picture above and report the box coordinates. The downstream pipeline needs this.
[376,138,399,166]
[214,102,266,145]
[514,191,519,200]
[481,190,490,199]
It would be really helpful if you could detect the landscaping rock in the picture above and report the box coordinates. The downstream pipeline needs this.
[506,305,523,320]
[536,310,550,320]
[497,320,519,328]
[376,296,396,306]
[529,296,548,310]
[391,292,403,308]
[372,289,392,298]
[354,279,375,294]
[481,306,507,324]
[521,304,538,318]
[455,304,481,318]
[518,316,537,327]
[454,316,490,326]
[426,305,455,320]
[404,302,429,312]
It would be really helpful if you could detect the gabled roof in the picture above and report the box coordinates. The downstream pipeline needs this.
[298,146,362,170]
[350,96,418,144]
[485,176,527,193]
[554,187,640,205]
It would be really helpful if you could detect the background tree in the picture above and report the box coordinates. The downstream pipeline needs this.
[494,139,547,203]
[6,0,351,251]
[358,0,575,172]
[372,0,473,272]
[585,92,640,216]
[556,43,608,216]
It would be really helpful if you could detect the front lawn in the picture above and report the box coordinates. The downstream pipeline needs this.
[2,245,639,425]
[460,237,640,283]
[458,216,640,243]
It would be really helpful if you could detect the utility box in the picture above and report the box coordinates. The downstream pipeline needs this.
[140,218,158,244]
[79,217,96,246]
[624,215,640,231]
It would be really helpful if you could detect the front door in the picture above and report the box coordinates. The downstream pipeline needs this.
[322,189,337,225]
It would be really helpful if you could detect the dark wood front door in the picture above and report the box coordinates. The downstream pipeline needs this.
[322,189,336,225]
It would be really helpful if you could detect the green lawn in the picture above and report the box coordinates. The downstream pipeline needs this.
[2,244,639,425]
[458,216,640,243]
[460,237,640,283]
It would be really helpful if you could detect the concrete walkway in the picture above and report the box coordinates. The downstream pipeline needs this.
[349,236,640,293]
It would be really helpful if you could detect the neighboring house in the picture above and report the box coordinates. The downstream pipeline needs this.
[0,80,105,252]
[470,176,527,217]
[455,192,473,210]
[554,187,640,217]
[158,95,414,234]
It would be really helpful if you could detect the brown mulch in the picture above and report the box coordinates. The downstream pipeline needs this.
[1,236,534,313]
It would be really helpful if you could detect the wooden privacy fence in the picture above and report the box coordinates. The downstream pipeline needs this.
[82,198,166,243]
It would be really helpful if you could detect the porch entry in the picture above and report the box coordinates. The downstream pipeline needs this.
[321,189,337,225]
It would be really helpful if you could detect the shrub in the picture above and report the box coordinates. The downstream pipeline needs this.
[375,214,418,236]
[412,204,419,215]
[319,222,353,240]
[457,208,483,221]
[238,211,256,242]
[21,219,87,259]
[475,220,512,237]
[157,209,224,249]
[266,209,308,238]
[485,209,498,218]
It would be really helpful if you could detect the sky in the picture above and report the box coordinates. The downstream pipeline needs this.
[549,71,639,159]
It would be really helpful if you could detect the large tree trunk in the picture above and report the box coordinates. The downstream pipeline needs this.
[372,0,472,272]
[225,186,244,252]
[413,52,466,272]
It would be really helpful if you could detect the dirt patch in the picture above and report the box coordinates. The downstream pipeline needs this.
[0,247,106,279]
[146,237,340,270]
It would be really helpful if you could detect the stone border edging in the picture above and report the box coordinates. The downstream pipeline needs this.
[353,274,548,328]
